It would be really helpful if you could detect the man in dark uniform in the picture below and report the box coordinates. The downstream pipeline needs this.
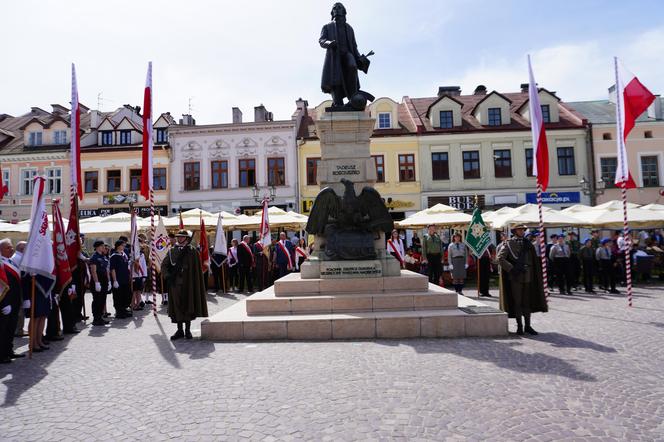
[498,225,548,335]
[421,225,443,285]
[89,240,110,326]
[0,238,27,362]
[237,235,255,293]
[161,230,208,340]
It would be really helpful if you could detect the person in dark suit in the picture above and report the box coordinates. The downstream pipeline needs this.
[236,235,255,293]
[274,232,295,279]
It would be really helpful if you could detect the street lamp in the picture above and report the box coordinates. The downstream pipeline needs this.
[252,184,276,204]
[579,176,606,196]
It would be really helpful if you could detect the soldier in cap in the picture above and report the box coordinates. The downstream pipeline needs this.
[161,230,208,340]
[497,225,547,335]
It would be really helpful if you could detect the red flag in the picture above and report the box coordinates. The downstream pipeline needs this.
[0,162,7,202]
[527,55,549,191]
[179,211,184,230]
[614,58,656,189]
[64,193,81,271]
[199,213,210,272]
[70,63,83,199]
[52,199,73,296]
[140,62,153,201]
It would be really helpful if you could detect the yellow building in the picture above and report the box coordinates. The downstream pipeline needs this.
[297,99,422,221]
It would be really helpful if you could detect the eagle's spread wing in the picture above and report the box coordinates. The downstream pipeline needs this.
[358,186,394,233]
[305,187,341,235]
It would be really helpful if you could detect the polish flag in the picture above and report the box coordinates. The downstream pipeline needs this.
[70,63,83,199]
[141,62,153,201]
[527,55,549,192]
[614,58,656,188]
[199,213,210,272]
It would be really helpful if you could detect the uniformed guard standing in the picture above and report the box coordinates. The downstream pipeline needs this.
[89,240,111,326]
[421,225,443,285]
[497,225,547,335]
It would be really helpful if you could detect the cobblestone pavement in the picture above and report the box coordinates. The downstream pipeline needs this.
[1,284,664,441]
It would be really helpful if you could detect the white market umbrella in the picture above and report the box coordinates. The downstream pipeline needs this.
[396,203,472,229]
[485,203,584,229]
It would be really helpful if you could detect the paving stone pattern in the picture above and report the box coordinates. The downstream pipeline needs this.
[1,286,664,441]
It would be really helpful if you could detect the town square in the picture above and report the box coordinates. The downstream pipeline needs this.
[1,0,664,440]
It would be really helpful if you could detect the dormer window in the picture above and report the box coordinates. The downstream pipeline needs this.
[54,130,67,144]
[120,130,131,145]
[156,128,168,143]
[488,108,502,126]
[541,105,551,123]
[439,111,453,129]
[29,132,43,146]
[101,131,113,146]
[378,112,391,129]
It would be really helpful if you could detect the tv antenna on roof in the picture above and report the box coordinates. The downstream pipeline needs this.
[188,97,196,115]
[97,92,114,111]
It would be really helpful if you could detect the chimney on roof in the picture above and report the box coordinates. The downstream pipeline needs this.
[473,85,487,95]
[179,114,196,126]
[608,85,617,104]
[437,86,461,97]
[647,96,662,120]
[90,110,102,129]
[254,104,273,123]
[51,104,69,115]
[520,83,530,93]
[232,107,243,124]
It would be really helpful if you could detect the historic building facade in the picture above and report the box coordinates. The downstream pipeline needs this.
[168,105,300,215]
[569,92,664,205]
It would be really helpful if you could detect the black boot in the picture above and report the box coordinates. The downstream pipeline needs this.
[515,317,524,336]
[185,321,193,340]
[524,313,538,335]
[171,323,185,340]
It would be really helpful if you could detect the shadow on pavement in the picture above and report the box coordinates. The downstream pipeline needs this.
[173,339,216,360]
[534,332,616,353]
[150,316,181,369]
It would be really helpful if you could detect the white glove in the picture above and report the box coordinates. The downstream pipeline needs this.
[107,282,112,291]
[465,263,469,270]
[22,300,31,309]
[448,264,454,270]
[95,282,102,292]
[113,281,119,289]
[1,305,10,315]
[71,284,76,293]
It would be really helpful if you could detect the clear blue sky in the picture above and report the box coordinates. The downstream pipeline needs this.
[1,0,663,123]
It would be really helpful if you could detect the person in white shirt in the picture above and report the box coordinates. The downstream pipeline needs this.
[131,244,148,310]
[387,229,405,269]
[227,239,239,291]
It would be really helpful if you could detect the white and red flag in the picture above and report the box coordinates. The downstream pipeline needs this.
[527,55,549,191]
[141,62,153,201]
[70,63,83,199]
[259,198,271,251]
[614,58,656,188]
[52,199,72,296]
[20,176,55,296]
[199,213,210,272]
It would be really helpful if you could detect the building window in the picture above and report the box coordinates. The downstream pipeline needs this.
[54,130,67,144]
[602,133,612,140]
[2,169,9,194]
[120,130,131,145]
[494,149,512,178]
[101,131,113,146]
[398,154,416,182]
[645,130,653,139]
[154,167,167,190]
[525,148,534,177]
[599,157,617,189]
[211,160,228,189]
[106,170,121,192]
[84,171,98,193]
[641,156,660,187]
[238,159,256,188]
[373,155,385,183]
[463,151,481,179]
[306,157,320,186]
[267,157,285,186]
[557,147,576,176]
[156,128,168,143]
[21,169,37,195]
[183,162,200,191]
[45,168,62,194]
[378,112,391,129]
[488,108,502,126]
[130,169,141,191]
[541,105,550,123]
[431,152,449,180]
[439,110,453,129]
[29,132,43,146]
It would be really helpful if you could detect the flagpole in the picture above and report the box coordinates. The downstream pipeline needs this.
[614,56,633,307]
[150,188,157,316]
[29,275,36,359]
[536,183,549,300]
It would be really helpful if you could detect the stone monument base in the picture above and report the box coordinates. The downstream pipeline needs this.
[300,255,401,279]
[200,270,508,341]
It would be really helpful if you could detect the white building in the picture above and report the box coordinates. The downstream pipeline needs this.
[168,105,301,216]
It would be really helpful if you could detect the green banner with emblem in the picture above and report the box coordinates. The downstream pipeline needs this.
[464,207,491,258]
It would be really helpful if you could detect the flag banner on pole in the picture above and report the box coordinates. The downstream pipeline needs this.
[212,212,227,267]
[199,213,210,272]
[464,207,491,258]
[70,63,83,199]
[20,176,55,296]
[52,199,72,296]
[527,55,549,192]
[130,208,140,262]
[152,214,169,268]
[614,58,656,188]
[64,194,81,272]
[179,211,184,230]
[140,61,153,201]
[259,198,271,252]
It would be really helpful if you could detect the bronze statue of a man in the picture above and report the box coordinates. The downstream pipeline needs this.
[319,3,374,110]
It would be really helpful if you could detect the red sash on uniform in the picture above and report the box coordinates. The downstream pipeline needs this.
[240,242,255,267]
[294,246,308,269]
[387,239,404,267]
[277,240,293,268]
